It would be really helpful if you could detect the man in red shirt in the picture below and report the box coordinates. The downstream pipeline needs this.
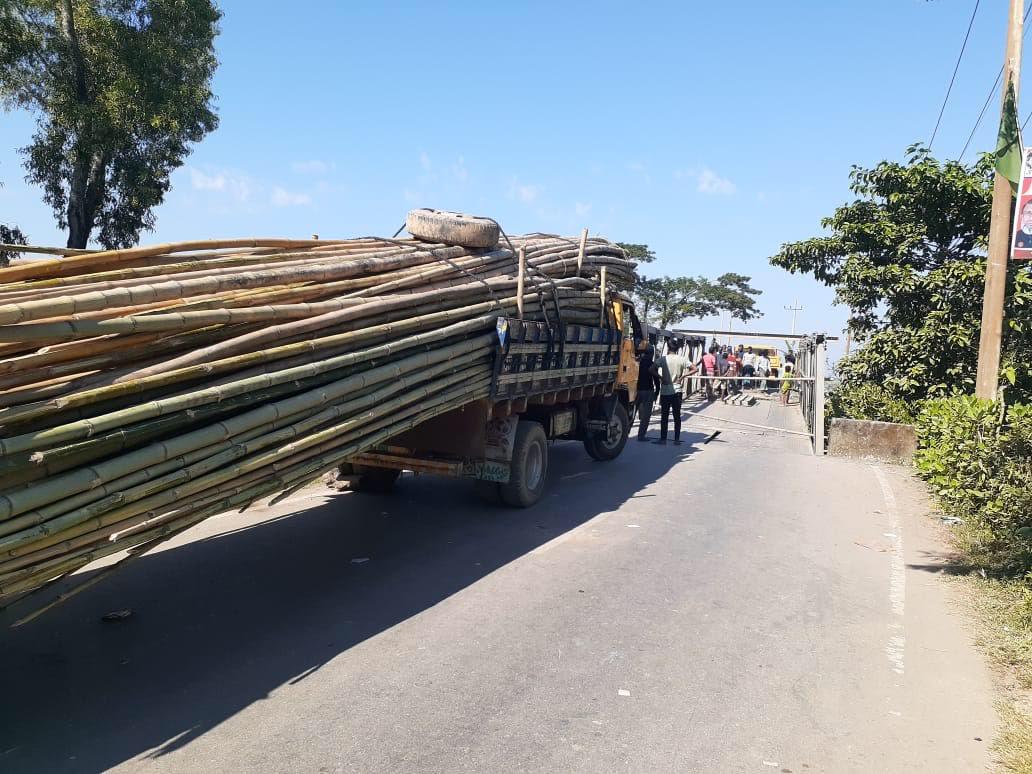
[701,346,718,400]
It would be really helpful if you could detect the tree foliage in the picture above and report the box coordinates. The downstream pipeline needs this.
[771,145,1032,404]
[617,243,763,330]
[915,396,1032,575]
[0,169,28,266]
[0,1,221,248]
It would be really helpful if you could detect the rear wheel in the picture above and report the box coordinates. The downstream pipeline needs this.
[584,402,629,461]
[500,421,548,508]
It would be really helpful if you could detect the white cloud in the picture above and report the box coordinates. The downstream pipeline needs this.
[574,201,592,216]
[695,168,736,195]
[190,168,225,191]
[189,167,252,202]
[509,180,542,204]
[291,160,333,175]
[419,152,432,172]
[271,187,312,207]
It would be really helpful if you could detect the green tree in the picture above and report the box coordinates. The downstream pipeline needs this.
[709,272,763,323]
[0,1,221,249]
[771,144,1032,404]
[0,223,28,268]
[0,169,28,266]
[617,242,762,330]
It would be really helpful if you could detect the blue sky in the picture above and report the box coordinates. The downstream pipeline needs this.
[0,0,1022,360]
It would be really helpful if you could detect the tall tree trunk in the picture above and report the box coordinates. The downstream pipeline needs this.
[59,0,88,102]
[67,149,107,249]
[60,0,98,250]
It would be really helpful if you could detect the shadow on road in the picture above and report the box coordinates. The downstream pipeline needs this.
[0,431,705,773]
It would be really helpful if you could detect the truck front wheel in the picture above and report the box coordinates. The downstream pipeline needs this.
[584,402,629,461]
[501,421,548,508]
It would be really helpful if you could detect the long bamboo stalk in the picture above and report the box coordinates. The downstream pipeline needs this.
[0,227,635,609]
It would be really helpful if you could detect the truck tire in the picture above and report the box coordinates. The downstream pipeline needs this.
[500,421,548,508]
[584,402,629,461]
[405,209,500,249]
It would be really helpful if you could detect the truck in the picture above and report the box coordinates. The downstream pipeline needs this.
[338,294,644,507]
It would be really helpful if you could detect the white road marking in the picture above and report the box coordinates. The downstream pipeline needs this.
[873,466,906,675]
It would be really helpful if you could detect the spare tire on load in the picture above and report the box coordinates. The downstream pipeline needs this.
[406,209,500,249]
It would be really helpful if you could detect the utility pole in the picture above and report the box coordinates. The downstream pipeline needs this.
[784,299,803,336]
[975,0,1023,399]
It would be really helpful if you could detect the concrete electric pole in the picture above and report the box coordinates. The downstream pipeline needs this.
[975,0,1023,399]
[784,300,803,336]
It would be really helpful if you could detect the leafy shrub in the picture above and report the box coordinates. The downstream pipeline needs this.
[915,396,1032,575]
[826,381,915,424]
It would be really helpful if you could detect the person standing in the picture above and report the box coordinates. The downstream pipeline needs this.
[755,351,770,390]
[726,348,740,394]
[701,345,718,400]
[741,346,756,389]
[781,357,795,406]
[635,344,661,441]
[716,347,730,397]
[653,339,691,445]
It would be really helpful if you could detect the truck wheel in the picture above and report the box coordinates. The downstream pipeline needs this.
[584,403,629,461]
[405,209,500,249]
[500,421,548,508]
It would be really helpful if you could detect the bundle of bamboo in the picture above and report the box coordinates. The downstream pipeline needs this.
[0,224,634,621]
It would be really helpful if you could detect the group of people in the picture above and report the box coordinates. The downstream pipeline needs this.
[699,344,769,400]
[634,339,797,445]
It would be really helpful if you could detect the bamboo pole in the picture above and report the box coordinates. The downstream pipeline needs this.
[0,228,641,606]
[517,246,526,319]
[576,228,588,276]
[0,238,348,283]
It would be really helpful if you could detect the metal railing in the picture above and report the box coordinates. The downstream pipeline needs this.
[795,336,827,455]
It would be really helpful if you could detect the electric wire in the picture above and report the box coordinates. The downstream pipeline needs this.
[958,0,1032,160]
[930,0,980,148]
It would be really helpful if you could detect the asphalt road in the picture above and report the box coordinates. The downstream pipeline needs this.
[0,397,997,773]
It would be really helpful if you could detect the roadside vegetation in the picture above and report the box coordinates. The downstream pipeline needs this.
[773,145,1032,770]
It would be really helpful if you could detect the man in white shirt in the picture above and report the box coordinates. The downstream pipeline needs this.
[651,339,693,445]
[741,347,756,388]
[754,353,770,377]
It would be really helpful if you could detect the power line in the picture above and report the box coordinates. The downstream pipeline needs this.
[959,0,1032,160]
[930,0,981,149]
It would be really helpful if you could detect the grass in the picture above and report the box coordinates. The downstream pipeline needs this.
[955,571,1032,772]
[997,703,1032,774]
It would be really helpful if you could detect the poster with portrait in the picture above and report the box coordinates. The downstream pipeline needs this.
[1012,146,1032,260]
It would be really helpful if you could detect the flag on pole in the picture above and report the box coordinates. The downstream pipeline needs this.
[996,77,1022,188]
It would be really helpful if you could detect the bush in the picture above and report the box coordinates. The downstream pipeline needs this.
[826,382,915,424]
[914,396,1032,576]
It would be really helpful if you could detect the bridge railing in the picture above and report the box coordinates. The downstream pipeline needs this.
[796,336,827,455]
